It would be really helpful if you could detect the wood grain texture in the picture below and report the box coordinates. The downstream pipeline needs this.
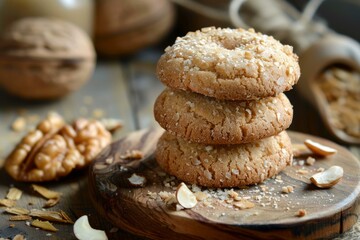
[89,128,360,240]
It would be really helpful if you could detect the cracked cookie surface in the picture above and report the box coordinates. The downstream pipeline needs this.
[156,131,292,187]
[154,88,293,144]
[157,27,300,100]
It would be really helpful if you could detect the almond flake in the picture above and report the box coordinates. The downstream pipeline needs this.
[31,219,58,232]
[9,215,32,221]
[233,199,255,210]
[6,187,23,201]
[304,139,337,156]
[176,183,197,209]
[13,234,25,240]
[60,210,74,224]
[32,184,61,199]
[0,199,16,207]
[29,209,68,223]
[5,207,30,215]
[43,198,60,208]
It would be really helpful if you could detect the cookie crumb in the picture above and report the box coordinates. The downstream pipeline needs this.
[306,157,316,166]
[296,169,309,175]
[12,117,26,132]
[281,186,294,194]
[297,209,306,217]
[120,150,143,160]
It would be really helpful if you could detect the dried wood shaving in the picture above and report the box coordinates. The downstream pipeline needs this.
[31,219,58,232]
[0,199,16,207]
[9,215,32,221]
[13,235,25,240]
[29,209,70,223]
[60,210,74,224]
[6,187,23,201]
[233,199,255,209]
[5,207,30,215]
[32,184,61,199]
[43,198,60,208]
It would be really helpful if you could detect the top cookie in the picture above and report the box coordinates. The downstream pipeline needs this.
[157,27,300,100]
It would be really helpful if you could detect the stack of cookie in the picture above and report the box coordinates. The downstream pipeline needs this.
[154,27,300,188]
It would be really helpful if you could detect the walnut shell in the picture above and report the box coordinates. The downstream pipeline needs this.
[0,17,95,99]
[94,0,174,56]
[5,113,111,182]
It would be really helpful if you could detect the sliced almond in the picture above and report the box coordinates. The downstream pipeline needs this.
[43,198,60,208]
[13,235,25,240]
[5,207,30,215]
[7,187,23,201]
[29,209,67,223]
[128,173,146,187]
[31,219,58,232]
[310,166,343,188]
[60,210,74,224]
[32,184,61,199]
[73,215,108,240]
[0,199,16,207]
[9,215,32,221]
[175,182,197,209]
[233,199,255,210]
[304,139,337,156]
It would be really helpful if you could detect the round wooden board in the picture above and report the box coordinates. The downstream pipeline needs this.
[88,128,360,240]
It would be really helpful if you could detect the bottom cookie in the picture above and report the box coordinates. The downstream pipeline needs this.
[156,131,292,187]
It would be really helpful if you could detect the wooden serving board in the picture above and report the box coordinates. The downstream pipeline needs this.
[88,128,360,240]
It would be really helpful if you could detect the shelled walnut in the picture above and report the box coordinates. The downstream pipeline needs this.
[5,113,111,182]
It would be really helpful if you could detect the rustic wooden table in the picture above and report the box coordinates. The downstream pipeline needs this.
[0,48,359,239]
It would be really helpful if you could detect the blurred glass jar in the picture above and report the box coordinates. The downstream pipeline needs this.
[0,0,94,36]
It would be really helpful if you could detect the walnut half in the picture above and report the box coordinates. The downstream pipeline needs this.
[5,113,111,182]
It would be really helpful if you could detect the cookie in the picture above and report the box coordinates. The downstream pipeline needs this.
[154,88,293,144]
[157,27,300,100]
[156,131,292,187]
